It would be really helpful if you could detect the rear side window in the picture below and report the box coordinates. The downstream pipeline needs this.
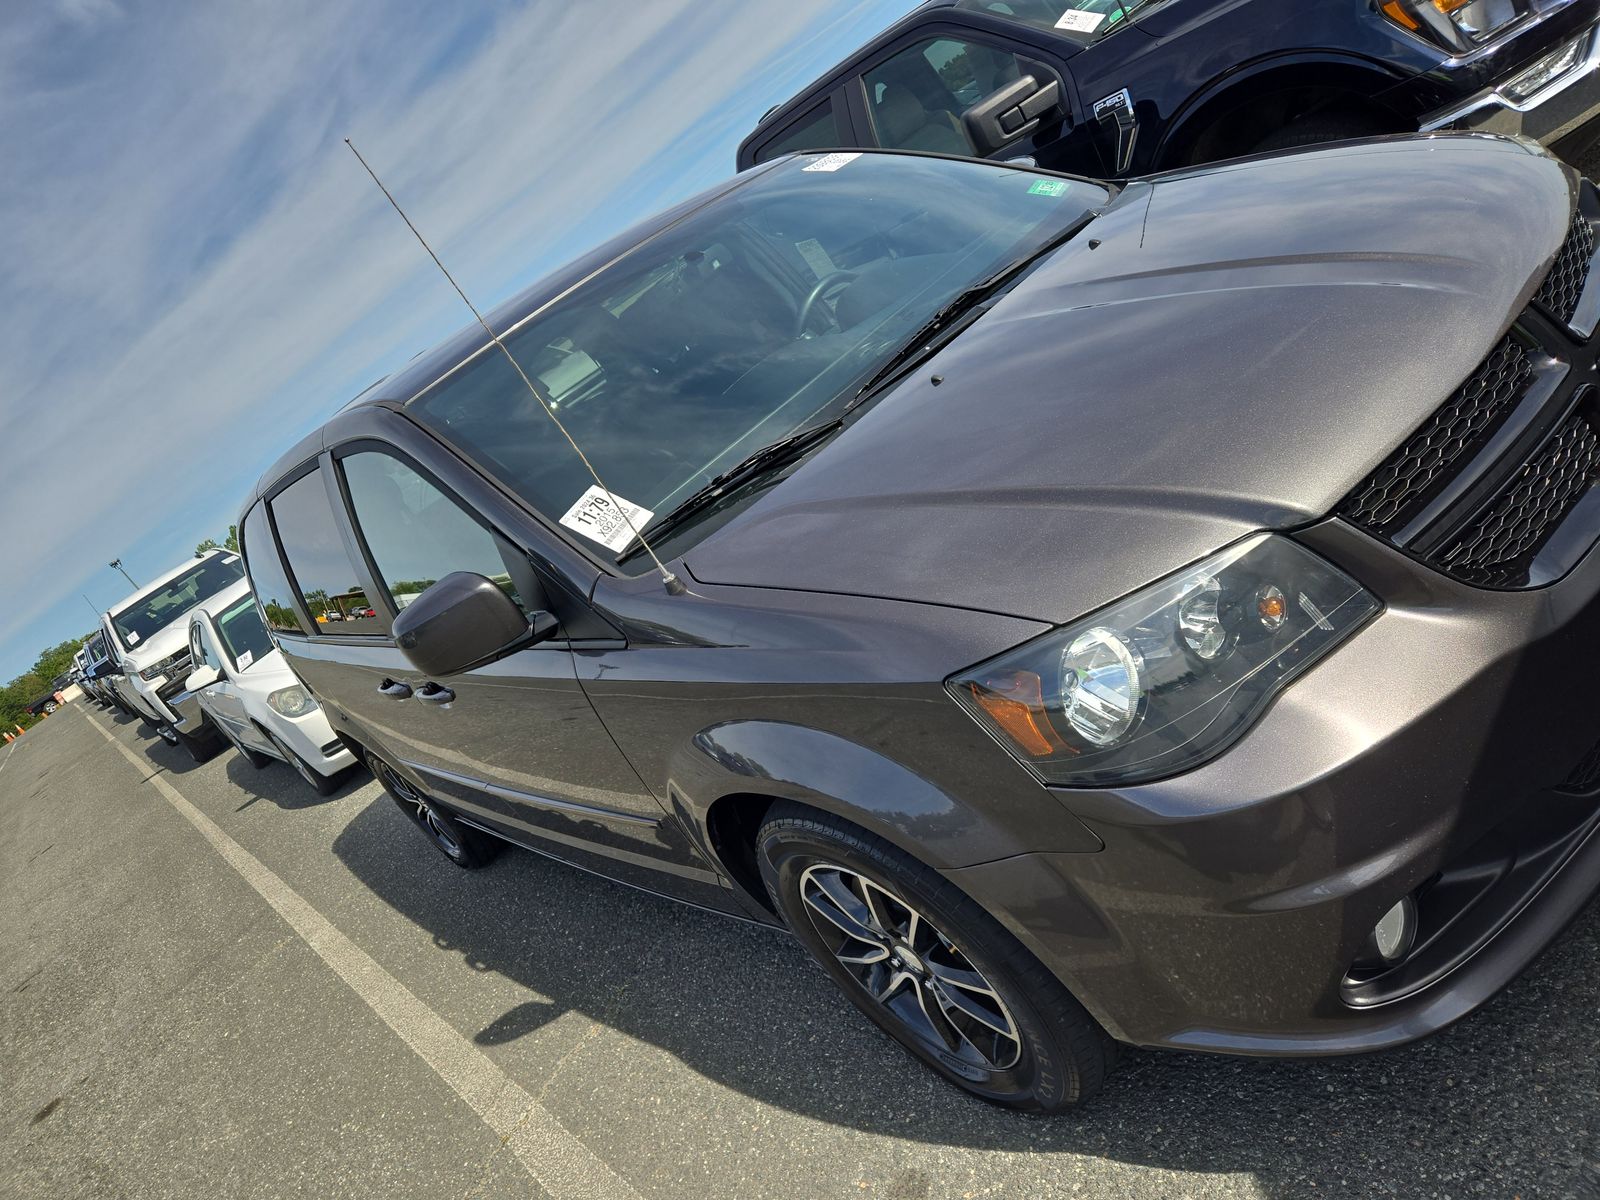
[241,501,309,636]
[753,101,845,164]
[341,452,527,614]
[269,469,384,636]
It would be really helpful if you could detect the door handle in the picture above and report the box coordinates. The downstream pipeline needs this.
[378,679,413,700]
[415,683,455,705]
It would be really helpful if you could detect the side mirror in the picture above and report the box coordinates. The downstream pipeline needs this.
[185,665,221,693]
[961,75,1062,157]
[391,572,556,678]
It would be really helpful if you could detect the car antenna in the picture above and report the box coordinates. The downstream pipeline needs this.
[343,138,685,596]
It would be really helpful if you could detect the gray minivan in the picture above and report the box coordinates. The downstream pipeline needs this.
[241,139,1600,1107]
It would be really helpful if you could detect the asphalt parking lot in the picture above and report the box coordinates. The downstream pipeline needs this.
[0,702,1597,1199]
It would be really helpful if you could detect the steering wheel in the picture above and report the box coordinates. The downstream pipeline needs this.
[793,271,858,338]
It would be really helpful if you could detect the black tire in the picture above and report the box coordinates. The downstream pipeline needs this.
[173,722,223,764]
[368,751,498,868]
[758,803,1114,1111]
[222,725,273,770]
[265,729,341,797]
[1252,114,1390,154]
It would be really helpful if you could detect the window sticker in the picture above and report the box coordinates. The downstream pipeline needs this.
[127,631,140,645]
[1028,179,1069,197]
[222,555,240,564]
[559,485,655,554]
[236,650,254,671]
[795,237,838,278]
[1055,9,1106,32]
[802,151,862,173]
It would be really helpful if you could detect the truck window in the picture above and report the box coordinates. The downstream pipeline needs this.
[753,100,845,164]
[862,38,1023,156]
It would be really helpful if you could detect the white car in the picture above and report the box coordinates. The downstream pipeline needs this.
[183,591,358,795]
[99,550,250,758]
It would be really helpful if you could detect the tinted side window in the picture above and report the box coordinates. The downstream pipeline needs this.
[341,452,526,614]
[863,38,1023,156]
[753,101,844,164]
[270,469,384,636]
[241,501,310,636]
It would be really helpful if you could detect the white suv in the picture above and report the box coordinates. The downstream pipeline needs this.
[99,550,249,757]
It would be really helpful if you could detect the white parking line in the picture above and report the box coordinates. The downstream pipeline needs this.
[0,738,15,778]
[81,708,642,1200]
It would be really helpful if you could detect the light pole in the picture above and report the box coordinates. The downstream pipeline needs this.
[109,559,137,589]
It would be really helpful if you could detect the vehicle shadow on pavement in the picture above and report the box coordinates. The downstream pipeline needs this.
[331,799,1600,1197]
[220,752,369,810]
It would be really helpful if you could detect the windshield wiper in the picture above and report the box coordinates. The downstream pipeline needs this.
[618,419,844,560]
[847,209,1103,409]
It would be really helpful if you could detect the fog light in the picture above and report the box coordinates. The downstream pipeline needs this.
[1362,896,1418,967]
[1503,36,1586,103]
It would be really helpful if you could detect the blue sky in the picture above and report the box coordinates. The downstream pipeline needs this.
[0,0,913,681]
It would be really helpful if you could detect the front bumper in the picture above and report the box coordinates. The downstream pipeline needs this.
[1422,25,1600,150]
[951,520,1600,1055]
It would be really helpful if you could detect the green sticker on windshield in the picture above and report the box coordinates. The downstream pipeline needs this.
[1028,179,1068,197]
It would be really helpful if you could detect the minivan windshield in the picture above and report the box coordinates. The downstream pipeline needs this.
[406,153,1106,566]
[110,555,243,651]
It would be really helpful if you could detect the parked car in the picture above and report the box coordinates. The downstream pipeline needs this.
[178,592,358,795]
[240,137,1600,1108]
[81,629,124,710]
[97,550,249,759]
[738,0,1600,176]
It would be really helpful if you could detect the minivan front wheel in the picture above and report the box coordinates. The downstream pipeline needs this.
[368,752,497,869]
[758,804,1114,1110]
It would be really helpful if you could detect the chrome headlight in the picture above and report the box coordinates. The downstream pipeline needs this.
[139,651,192,682]
[1380,0,1528,54]
[949,534,1379,787]
[267,685,317,718]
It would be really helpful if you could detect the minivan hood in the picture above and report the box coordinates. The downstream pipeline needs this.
[688,135,1577,625]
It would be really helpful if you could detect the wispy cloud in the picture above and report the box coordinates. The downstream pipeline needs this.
[0,0,908,676]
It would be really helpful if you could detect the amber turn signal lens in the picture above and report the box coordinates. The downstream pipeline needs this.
[968,671,1064,758]
[1381,1,1420,28]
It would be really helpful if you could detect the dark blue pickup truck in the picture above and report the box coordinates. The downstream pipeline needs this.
[738,0,1600,174]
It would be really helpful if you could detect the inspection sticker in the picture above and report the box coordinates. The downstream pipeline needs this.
[1028,179,1069,197]
[802,151,862,173]
[1055,9,1106,32]
[559,485,655,554]
[237,650,254,671]
[127,631,140,645]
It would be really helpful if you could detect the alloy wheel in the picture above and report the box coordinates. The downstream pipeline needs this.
[797,863,1022,1072]
[380,762,461,858]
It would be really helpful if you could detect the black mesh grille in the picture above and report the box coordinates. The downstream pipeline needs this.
[1340,337,1534,534]
[1434,413,1600,587]
[1534,213,1595,326]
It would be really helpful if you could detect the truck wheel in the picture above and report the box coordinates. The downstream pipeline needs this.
[757,802,1115,1110]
